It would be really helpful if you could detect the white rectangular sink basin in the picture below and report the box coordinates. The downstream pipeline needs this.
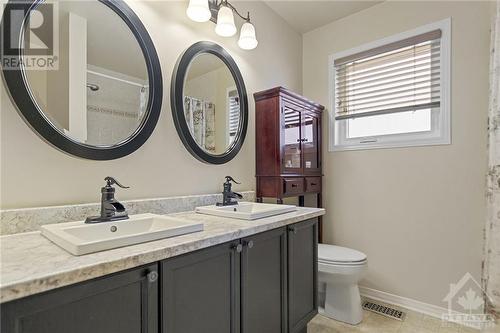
[195,202,297,220]
[41,213,204,256]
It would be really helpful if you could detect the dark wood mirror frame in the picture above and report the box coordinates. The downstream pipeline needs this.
[1,0,163,160]
[171,41,248,165]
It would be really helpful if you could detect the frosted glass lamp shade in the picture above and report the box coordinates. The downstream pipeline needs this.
[215,5,236,37]
[238,21,258,50]
[186,0,211,22]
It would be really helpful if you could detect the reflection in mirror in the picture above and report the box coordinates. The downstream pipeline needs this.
[283,108,301,169]
[183,53,240,155]
[23,0,149,146]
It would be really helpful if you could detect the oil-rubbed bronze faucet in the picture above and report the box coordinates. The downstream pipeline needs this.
[85,177,130,223]
[217,176,243,206]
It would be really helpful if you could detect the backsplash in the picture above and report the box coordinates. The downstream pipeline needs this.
[0,191,255,235]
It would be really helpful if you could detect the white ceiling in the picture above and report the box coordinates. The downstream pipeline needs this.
[264,1,383,34]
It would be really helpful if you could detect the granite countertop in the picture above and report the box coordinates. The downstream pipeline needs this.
[0,207,325,303]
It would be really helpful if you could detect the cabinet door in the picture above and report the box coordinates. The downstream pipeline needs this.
[302,112,321,175]
[288,219,318,333]
[281,103,302,174]
[241,227,287,333]
[161,241,241,333]
[1,264,159,333]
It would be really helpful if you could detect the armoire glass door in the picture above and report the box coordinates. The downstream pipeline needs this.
[282,107,302,173]
[302,113,320,174]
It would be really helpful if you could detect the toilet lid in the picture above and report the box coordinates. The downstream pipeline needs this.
[318,244,367,264]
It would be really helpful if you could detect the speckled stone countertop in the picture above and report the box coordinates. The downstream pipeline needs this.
[0,207,325,303]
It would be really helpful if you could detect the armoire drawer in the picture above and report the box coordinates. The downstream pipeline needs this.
[305,177,321,193]
[283,178,304,195]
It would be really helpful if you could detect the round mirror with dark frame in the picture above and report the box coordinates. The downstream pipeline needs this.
[1,0,162,160]
[171,41,248,165]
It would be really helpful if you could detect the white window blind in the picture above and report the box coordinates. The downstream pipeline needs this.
[228,91,240,139]
[334,29,442,121]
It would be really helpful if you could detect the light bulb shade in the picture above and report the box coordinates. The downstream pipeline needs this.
[215,5,236,37]
[186,0,211,22]
[238,21,258,50]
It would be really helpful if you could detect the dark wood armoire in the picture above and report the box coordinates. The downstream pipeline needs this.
[254,87,324,240]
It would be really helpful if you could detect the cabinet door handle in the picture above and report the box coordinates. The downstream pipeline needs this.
[244,240,254,249]
[232,244,243,253]
[288,226,297,234]
[147,270,159,283]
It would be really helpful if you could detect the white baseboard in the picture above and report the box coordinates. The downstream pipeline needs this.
[359,286,449,319]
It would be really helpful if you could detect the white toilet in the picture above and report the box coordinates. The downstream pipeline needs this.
[318,244,367,325]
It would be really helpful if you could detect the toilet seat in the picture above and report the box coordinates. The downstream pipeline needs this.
[319,258,367,266]
[318,244,367,266]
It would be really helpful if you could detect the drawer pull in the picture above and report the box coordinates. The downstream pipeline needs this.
[310,183,317,186]
[291,184,298,187]
[147,270,158,283]
[288,226,297,234]
[232,244,243,253]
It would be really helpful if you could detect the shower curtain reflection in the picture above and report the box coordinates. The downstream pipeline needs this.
[184,96,216,153]
[86,67,148,146]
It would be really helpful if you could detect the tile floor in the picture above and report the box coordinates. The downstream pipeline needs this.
[308,301,483,333]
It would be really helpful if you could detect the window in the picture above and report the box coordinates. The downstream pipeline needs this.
[329,19,450,151]
[227,88,240,145]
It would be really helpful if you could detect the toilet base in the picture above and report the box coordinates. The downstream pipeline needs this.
[320,282,363,325]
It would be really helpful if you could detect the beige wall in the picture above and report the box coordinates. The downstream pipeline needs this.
[303,1,490,308]
[0,1,302,209]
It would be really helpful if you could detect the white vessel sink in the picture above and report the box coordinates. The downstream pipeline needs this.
[41,213,204,256]
[195,202,297,220]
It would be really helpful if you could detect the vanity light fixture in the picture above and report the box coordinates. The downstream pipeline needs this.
[186,0,211,22]
[215,3,236,37]
[186,0,258,50]
[238,21,258,50]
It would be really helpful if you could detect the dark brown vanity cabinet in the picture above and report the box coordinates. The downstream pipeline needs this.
[243,221,318,333]
[161,241,241,333]
[1,220,317,333]
[1,263,159,333]
[161,219,317,333]
[288,219,318,333]
[161,227,288,333]
[241,227,288,333]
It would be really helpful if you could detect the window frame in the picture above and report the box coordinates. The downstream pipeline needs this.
[328,18,451,152]
[226,86,238,145]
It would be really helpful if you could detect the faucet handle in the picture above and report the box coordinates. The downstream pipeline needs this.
[225,176,241,184]
[105,176,130,189]
[232,191,243,199]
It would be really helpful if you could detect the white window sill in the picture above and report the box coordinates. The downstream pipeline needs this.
[331,136,451,152]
